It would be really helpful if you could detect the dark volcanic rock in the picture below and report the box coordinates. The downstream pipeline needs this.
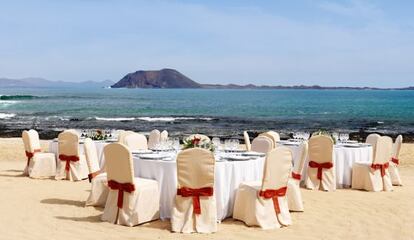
[111,69,201,88]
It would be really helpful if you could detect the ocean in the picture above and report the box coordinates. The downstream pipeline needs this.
[1,87,414,139]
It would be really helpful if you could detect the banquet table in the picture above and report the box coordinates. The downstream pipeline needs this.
[133,152,265,221]
[49,139,110,167]
[279,141,373,188]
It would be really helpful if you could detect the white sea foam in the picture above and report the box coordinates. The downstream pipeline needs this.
[95,117,135,121]
[0,113,16,119]
[0,100,19,108]
[137,117,213,122]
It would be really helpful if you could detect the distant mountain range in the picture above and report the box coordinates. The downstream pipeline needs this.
[1,70,413,90]
[111,68,414,90]
[0,77,114,88]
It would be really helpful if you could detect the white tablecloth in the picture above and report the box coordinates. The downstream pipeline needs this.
[48,140,108,167]
[133,153,265,220]
[283,144,372,188]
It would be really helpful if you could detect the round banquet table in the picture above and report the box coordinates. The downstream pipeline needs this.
[280,143,373,188]
[133,153,265,221]
[49,140,108,167]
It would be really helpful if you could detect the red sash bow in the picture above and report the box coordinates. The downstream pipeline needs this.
[259,186,287,214]
[371,162,389,177]
[25,149,41,166]
[59,154,80,171]
[291,172,301,180]
[177,187,214,215]
[391,157,399,165]
[108,180,135,209]
[309,161,333,180]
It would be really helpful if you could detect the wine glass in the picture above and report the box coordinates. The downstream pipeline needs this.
[212,137,221,151]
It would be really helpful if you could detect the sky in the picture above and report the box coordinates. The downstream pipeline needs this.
[0,0,413,87]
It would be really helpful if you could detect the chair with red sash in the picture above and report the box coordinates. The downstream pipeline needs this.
[305,135,335,191]
[124,132,148,151]
[22,129,56,178]
[55,130,88,181]
[101,143,159,226]
[389,135,402,186]
[287,141,308,211]
[366,133,381,161]
[233,147,293,229]
[352,136,393,192]
[251,136,273,153]
[84,138,109,207]
[171,148,217,233]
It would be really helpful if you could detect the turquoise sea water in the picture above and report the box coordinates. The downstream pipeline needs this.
[1,87,413,137]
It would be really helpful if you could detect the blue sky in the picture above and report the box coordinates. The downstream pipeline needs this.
[1,0,413,87]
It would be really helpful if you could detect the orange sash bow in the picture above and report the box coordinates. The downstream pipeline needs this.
[259,187,287,214]
[308,161,333,180]
[177,187,214,215]
[108,180,136,209]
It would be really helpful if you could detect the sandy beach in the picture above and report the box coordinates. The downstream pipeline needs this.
[0,137,413,240]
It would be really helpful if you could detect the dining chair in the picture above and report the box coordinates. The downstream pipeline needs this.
[352,136,393,192]
[366,133,381,161]
[171,148,217,233]
[84,138,109,207]
[287,141,308,211]
[148,129,161,149]
[101,143,160,226]
[55,130,89,181]
[243,131,251,151]
[305,135,335,191]
[160,130,169,142]
[259,132,276,148]
[22,129,56,178]
[124,132,148,151]
[268,131,281,142]
[233,147,293,229]
[389,135,403,186]
[251,136,273,153]
[117,130,134,145]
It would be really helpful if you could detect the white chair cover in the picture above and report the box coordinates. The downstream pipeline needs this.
[287,141,308,211]
[148,129,161,149]
[305,135,336,191]
[233,147,293,229]
[389,135,403,186]
[268,131,281,142]
[171,148,217,233]
[251,136,273,153]
[101,143,160,226]
[55,130,88,181]
[366,133,381,161]
[117,130,134,145]
[259,132,276,148]
[352,136,393,192]
[124,133,148,151]
[22,129,56,178]
[244,131,251,151]
[160,130,169,142]
[84,138,108,207]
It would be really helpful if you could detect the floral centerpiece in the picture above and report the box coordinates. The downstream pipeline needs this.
[182,136,214,152]
[89,129,108,141]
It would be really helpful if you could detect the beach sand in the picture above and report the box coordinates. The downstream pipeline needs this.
[0,137,413,240]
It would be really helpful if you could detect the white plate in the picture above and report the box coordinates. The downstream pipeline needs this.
[242,151,265,157]
[280,142,300,146]
[132,150,153,154]
[139,153,168,160]
[224,149,246,153]
[223,155,252,161]
[342,143,361,148]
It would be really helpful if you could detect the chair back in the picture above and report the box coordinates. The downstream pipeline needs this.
[261,147,292,190]
[84,138,100,173]
[308,135,333,164]
[373,136,393,165]
[243,131,251,151]
[58,130,79,157]
[148,129,161,149]
[268,131,281,142]
[124,132,148,151]
[293,141,308,175]
[160,130,169,142]
[117,130,134,144]
[176,148,215,189]
[187,134,211,143]
[22,129,41,153]
[104,143,134,183]
[251,136,273,153]
[259,132,276,148]
[366,134,381,159]
[392,135,403,158]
